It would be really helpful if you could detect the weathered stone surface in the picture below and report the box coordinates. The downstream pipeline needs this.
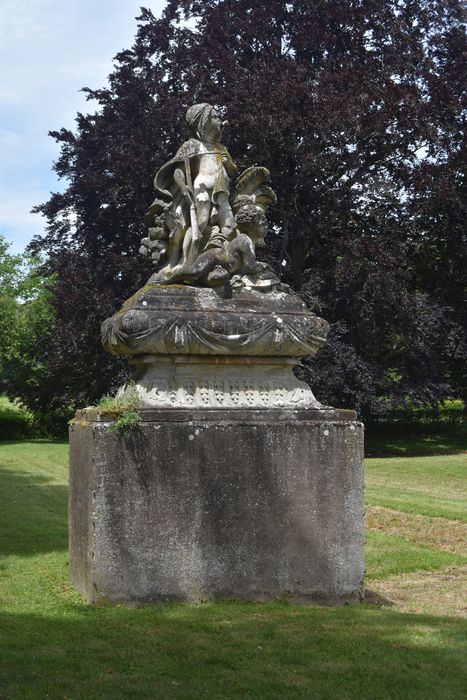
[101,284,329,358]
[69,408,364,604]
[118,355,325,409]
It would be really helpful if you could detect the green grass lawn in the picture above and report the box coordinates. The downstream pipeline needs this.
[365,453,467,521]
[0,440,466,699]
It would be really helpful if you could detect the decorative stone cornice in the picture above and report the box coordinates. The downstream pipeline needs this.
[102,284,329,359]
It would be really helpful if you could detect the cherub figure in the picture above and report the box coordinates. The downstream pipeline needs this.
[166,205,279,293]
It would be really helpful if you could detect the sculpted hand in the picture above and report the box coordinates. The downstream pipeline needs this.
[222,155,238,177]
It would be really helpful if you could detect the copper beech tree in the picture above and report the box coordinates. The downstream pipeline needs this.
[21,0,465,419]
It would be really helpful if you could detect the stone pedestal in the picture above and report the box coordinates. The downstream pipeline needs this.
[122,355,324,409]
[69,407,364,604]
[69,282,364,604]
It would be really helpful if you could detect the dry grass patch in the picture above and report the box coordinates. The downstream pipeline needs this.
[366,564,467,617]
[366,506,467,555]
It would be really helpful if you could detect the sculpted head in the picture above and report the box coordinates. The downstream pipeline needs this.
[235,205,269,247]
[186,103,222,142]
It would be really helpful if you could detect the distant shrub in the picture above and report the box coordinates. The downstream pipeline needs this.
[0,396,38,440]
[386,400,465,426]
[0,396,75,439]
[36,406,76,438]
[365,400,466,455]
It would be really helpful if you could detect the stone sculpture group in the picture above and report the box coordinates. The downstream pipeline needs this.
[101,103,331,409]
[140,103,279,292]
[69,103,364,605]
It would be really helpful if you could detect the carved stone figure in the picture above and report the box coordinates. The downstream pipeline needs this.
[102,103,331,408]
[139,103,277,290]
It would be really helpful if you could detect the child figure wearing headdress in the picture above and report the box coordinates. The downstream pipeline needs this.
[186,103,237,250]
[149,103,238,262]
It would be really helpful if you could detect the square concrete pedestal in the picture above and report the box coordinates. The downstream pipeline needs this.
[69,407,364,604]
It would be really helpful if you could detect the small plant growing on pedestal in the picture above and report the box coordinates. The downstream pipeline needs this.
[96,384,140,436]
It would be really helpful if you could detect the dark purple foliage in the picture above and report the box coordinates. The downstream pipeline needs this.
[26,0,466,416]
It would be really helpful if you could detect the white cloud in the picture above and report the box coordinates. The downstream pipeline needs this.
[0,190,47,252]
[0,0,167,254]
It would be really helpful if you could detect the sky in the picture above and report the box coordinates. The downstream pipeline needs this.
[0,0,167,255]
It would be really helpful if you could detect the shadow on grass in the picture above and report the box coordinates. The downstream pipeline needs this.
[0,604,466,700]
[364,589,395,607]
[365,423,467,457]
[0,439,68,446]
[0,468,68,556]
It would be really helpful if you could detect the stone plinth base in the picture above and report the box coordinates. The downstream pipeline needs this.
[69,408,364,604]
[120,354,324,409]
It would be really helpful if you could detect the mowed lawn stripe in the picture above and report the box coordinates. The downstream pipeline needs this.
[0,441,69,556]
[365,530,466,580]
[365,453,467,522]
[365,487,467,522]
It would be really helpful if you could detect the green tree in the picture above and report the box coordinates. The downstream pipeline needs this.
[0,236,56,419]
